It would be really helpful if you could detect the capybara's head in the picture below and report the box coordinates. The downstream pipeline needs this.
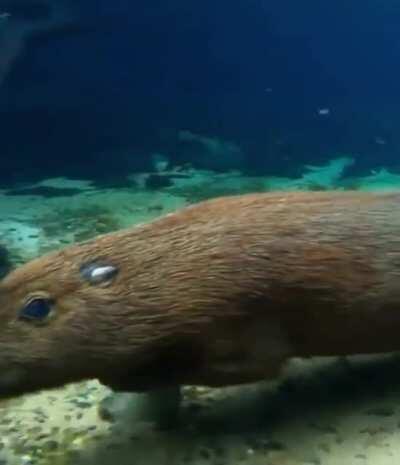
[0,247,115,397]
[0,222,195,398]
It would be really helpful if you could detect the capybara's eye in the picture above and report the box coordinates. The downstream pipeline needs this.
[18,298,52,322]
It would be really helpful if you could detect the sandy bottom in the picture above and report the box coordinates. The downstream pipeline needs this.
[1,355,400,465]
[1,162,400,464]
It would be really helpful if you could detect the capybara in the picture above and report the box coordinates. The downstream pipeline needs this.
[0,190,400,400]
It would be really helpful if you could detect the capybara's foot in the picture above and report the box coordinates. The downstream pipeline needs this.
[98,386,182,430]
[145,386,182,430]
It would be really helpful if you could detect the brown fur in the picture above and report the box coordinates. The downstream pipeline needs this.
[1,190,400,398]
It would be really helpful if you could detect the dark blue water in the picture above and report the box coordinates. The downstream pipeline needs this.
[0,0,399,185]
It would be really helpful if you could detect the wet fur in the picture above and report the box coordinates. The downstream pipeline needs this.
[1,190,400,398]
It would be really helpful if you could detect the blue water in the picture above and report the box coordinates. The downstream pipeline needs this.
[3,3,400,464]
[1,0,399,185]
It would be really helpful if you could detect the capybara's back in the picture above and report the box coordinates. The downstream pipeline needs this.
[0,191,400,397]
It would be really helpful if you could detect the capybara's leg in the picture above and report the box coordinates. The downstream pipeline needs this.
[98,386,182,430]
[143,385,182,430]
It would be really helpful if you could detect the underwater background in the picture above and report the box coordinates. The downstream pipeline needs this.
[1,1,400,464]
[2,0,400,185]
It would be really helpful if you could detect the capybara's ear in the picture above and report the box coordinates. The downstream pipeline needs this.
[79,260,119,286]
